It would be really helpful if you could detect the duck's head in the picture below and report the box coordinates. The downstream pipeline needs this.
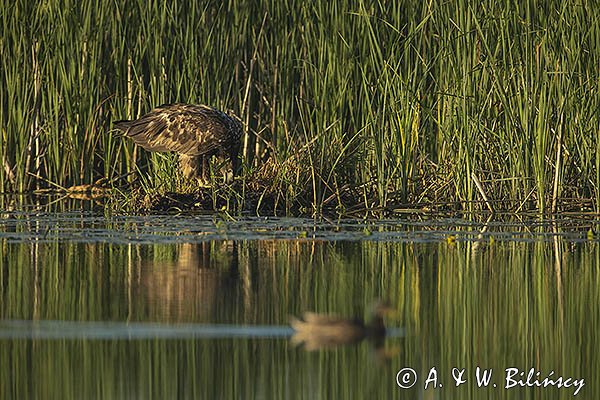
[366,300,396,335]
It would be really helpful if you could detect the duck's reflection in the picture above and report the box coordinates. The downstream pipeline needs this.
[290,301,395,355]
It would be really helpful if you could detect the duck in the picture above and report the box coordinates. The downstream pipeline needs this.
[290,301,394,351]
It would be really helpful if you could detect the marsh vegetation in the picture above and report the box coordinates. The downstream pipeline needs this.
[2,1,599,214]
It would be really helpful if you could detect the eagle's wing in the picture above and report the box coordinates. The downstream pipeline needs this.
[114,104,231,156]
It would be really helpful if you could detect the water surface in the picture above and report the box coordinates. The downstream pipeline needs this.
[0,209,598,399]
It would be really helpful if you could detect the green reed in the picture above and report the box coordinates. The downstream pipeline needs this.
[1,0,599,213]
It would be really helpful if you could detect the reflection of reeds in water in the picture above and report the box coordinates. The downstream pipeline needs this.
[135,242,238,321]
[1,234,598,398]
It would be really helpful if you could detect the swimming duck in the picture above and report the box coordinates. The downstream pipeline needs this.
[290,301,394,351]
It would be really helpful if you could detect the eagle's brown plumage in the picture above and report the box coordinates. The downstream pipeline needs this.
[114,103,243,184]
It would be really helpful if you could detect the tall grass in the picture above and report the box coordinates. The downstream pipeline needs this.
[1,0,599,213]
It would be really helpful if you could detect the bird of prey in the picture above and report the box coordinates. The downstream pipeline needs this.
[114,103,243,186]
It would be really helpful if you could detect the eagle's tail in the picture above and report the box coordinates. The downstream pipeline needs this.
[113,120,133,134]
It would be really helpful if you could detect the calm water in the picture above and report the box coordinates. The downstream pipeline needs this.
[1,208,599,399]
